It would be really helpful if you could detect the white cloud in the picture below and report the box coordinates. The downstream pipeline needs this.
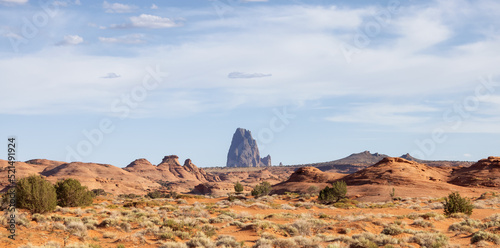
[0,0,28,5]
[228,72,272,78]
[109,14,182,29]
[99,34,145,44]
[53,1,68,6]
[74,0,80,5]
[103,1,137,13]
[101,72,120,78]
[325,104,438,126]
[56,35,83,46]
[150,4,158,9]
[1,2,500,128]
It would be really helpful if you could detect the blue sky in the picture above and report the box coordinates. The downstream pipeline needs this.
[1,0,499,167]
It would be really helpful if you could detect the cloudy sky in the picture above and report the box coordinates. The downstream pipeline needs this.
[1,0,499,167]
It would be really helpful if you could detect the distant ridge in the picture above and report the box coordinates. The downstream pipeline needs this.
[287,151,474,173]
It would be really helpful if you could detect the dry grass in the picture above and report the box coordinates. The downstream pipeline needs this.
[2,193,500,248]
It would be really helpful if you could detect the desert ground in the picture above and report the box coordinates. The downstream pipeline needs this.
[1,156,500,247]
[1,190,500,248]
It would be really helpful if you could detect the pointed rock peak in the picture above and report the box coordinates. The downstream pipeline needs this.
[183,159,198,170]
[158,155,181,167]
[226,128,271,167]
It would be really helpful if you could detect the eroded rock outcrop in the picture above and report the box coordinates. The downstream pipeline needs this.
[449,156,500,187]
[125,155,220,183]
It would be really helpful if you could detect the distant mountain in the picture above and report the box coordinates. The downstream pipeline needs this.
[399,153,474,167]
[292,151,388,173]
[287,151,473,173]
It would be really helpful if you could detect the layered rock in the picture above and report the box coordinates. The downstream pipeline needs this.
[226,128,271,167]
[342,157,450,186]
[39,162,160,195]
[124,155,220,183]
[271,167,345,194]
[449,156,500,187]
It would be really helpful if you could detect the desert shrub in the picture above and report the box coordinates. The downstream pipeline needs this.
[147,190,169,199]
[251,181,272,198]
[471,231,500,244]
[273,238,297,248]
[291,220,312,236]
[159,242,188,248]
[412,218,434,228]
[253,237,274,248]
[66,221,88,239]
[443,192,473,216]
[119,193,141,199]
[216,235,241,248]
[55,178,94,207]
[91,189,107,196]
[186,233,215,248]
[381,225,404,236]
[307,185,319,195]
[16,175,57,213]
[409,232,448,248]
[293,236,323,248]
[234,181,244,194]
[318,180,347,204]
[201,224,217,237]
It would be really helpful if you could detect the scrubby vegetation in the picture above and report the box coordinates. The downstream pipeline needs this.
[251,181,271,198]
[318,180,347,204]
[443,192,474,216]
[4,181,500,247]
[234,181,244,194]
[16,175,57,213]
[55,178,94,207]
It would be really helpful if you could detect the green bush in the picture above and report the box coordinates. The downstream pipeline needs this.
[55,178,94,207]
[147,190,169,199]
[16,175,57,213]
[91,188,107,196]
[443,192,473,217]
[234,181,244,194]
[318,180,347,204]
[251,181,271,198]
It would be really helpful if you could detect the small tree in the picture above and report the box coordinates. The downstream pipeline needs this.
[318,180,347,204]
[443,192,473,216]
[234,181,244,194]
[16,175,57,213]
[251,181,271,198]
[55,178,94,207]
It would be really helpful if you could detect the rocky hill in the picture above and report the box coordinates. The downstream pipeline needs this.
[341,157,451,186]
[38,162,160,195]
[271,167,345,194]
[449,156,500,187]
[226,128,271,167]
[0,155,221,195]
